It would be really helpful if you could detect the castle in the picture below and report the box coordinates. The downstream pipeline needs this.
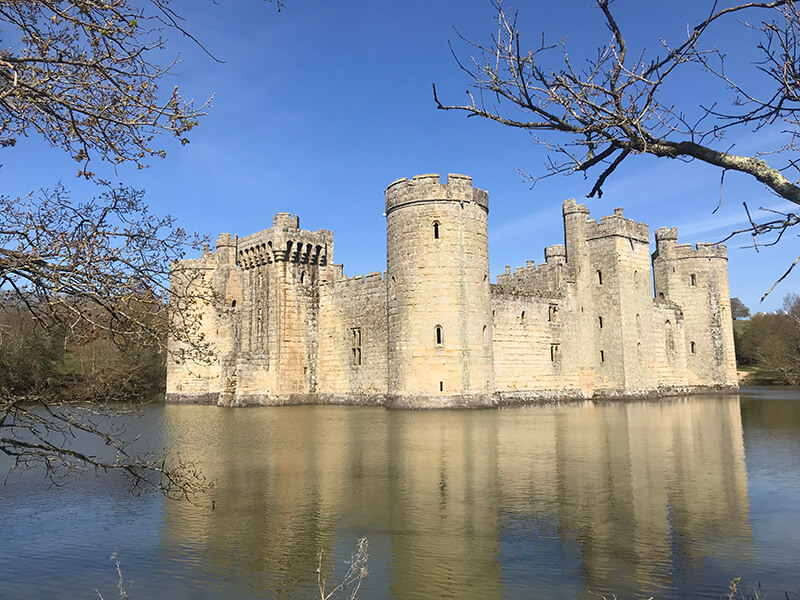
[166,173,738,408]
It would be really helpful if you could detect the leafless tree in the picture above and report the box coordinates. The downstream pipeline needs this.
[0,0,211,176]
[434,0,800,286]
[0,0,266,496]
[0,182,216,497]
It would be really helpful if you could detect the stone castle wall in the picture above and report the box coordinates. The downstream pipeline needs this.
[166,174,738,408]
[317,271,388,403]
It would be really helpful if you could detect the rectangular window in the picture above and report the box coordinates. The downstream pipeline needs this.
[550,344,561,362]
[600,350,605,363]
[598,316,603,329]
[351,328,362,366]
[549,305,559,322]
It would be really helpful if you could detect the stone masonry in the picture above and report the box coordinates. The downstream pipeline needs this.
[166,174,738,408]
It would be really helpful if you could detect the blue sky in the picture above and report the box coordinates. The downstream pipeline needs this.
[2,0,798,312]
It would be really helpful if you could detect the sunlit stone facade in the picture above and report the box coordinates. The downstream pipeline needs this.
[166,173,738,408]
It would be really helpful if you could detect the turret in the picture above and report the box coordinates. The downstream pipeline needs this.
[385,174,493,407]
[652,228,736,386]
[216,233,237,265]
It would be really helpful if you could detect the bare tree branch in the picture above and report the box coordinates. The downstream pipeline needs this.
[435,0,800,204]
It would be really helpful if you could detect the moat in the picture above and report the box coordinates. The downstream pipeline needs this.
[1,388,799,599]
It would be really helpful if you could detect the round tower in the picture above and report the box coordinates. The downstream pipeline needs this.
[385,173,493,408]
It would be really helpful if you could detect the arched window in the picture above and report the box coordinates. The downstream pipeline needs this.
[300,271,306,283]
[690,341,696,354]
[597,270,603,285]
[690,273,697,286]
[521,311,526,322]
[231,299,237,308]
[433,221,440,239]
[435,325,443,345]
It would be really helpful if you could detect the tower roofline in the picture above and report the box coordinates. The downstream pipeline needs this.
[385,173,488,215]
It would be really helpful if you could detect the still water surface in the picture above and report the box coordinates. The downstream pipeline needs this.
[1,389,799,599]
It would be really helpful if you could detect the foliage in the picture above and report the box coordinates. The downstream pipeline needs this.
[735,293,800,383]
[731,297,751,320]
[0,0,210,175]
[0,0,241,496]
[0,182,212,360]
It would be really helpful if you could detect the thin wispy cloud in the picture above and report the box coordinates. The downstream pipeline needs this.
[676,201,796,240]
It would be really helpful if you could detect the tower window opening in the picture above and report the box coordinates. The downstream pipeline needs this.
[231,299,237,308]
[435,325,443,346]
[439,381,444,392]
[600,350,605,362]
[521,311,526,322]
[549,305,559,322]
[665,320,675,354]
[551,344,561,362]
[597,270,603,285]
[690,273,696,286]
[433,221,440,239]
[690,341,696,354]
[300,271,306,283]
[351,327,362,366]
[598,316,604,329]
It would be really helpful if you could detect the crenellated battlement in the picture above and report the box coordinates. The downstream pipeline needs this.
[321,270,386,292]
[385,173,489,215]
[653,227,727,260]
[562,198,591,216]
[544,244,566,263]
[235,216,334,270]
[585,208,650,243]
[495,245,565,295]
[273,213,300,229]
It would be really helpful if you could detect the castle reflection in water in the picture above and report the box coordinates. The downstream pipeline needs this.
[159,397,751,600]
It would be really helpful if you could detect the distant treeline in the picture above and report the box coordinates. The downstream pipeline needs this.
[734,294,800,385]
[0,302,165,402]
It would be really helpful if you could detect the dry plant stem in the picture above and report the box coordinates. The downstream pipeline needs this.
[435,0,800,286]
[317,537,369,600]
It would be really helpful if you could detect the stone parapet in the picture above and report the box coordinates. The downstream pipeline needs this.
[585,207,650,243]
[385,173,489,215]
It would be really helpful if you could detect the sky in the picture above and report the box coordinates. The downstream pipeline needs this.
[2,0,798,312]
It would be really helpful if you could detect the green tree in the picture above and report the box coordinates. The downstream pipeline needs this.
[731,298,751,320]
[735,294,800,383]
